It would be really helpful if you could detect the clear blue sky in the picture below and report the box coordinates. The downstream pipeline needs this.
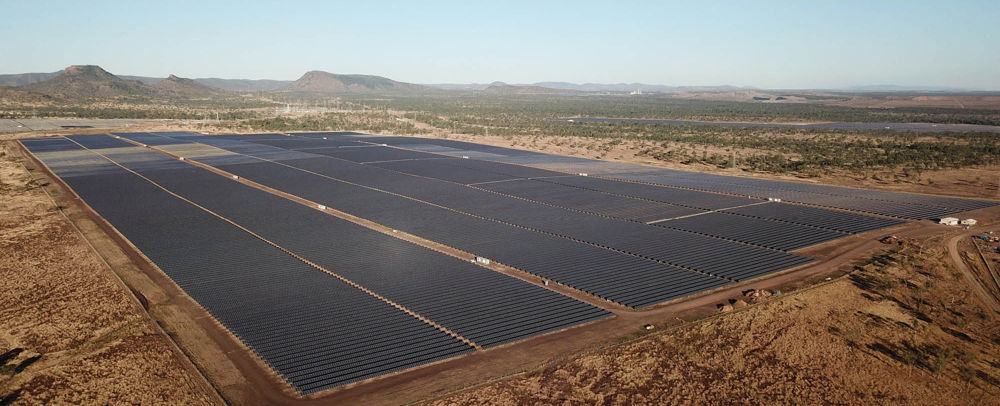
[2,0,998,89]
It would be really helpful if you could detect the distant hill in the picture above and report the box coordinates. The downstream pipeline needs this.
[25,65,158,99]
[3,67,990,95]
[425,83,492,91]
[280,71,431,94]
[0,71,60,87]
[193,78,291,92]
[530,82,749,93]
[154,74,226,97]
[426,81,748,93]
[482,82,584,95]
[99,75,289,92]
[119,75,164,85]
[2,71,289,93]
[836,84,972,93]
[0,86,61,103]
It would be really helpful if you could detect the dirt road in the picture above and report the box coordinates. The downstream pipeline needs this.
[948,230,1000,313]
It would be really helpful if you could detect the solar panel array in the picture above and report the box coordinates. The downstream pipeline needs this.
[21,137,472,394]
[171,134,815,279]
[474,179,847,250]
[653,212,847,251]
[319,134,997,220]
[160,144,734,308]
[23,135,611,394]
[369,157,560,185]
[27,130,990,394]
[208,136,873,252]
[721,202,905,234]
[479,178,703,223]
[616,170,995,219]
[87,137,612,347]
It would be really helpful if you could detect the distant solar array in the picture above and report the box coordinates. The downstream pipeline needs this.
[310,134,996,220]
[21,130,994,394]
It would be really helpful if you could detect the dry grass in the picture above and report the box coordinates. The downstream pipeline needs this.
[428,233,1000,405]
[420,131,1000,200]
[0,142,217,405]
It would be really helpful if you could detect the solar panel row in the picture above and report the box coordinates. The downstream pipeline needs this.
[77,135,613,348]
[473,179,848,250]
[223,158,732,307]
[107,132,190,146]
[175,135,815,281]
[478,178,704,223]
[324,133,997,219]
[479,175,906,235]
[617,172,960,219]
[539,175,763,210]
[146,135,734,308]
[653,212,847,251]
[21,137,473,394]
[242,137,828,254]
[721,202,905,234]
[369,156,561,185]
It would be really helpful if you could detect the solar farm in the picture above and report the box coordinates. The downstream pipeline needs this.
[18,132,998,396]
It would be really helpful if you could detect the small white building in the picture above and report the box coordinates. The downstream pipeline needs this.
[961,218,977,226]
[939,217,960,226]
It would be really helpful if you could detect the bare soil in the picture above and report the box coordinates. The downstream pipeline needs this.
[426,227,1000,405]
[0,142,219,405]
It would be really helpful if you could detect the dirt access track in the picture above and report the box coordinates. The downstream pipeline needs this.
[9,134,998,405]
[948,230,1000,314]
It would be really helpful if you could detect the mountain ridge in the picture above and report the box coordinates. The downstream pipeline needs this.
[0,67,987,94]
[482,83,585,95]
[278,71,432,94]
[153,74,227,97]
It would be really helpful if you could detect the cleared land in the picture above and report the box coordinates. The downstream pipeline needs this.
[0,142,219,405]
[427,227,1000,405]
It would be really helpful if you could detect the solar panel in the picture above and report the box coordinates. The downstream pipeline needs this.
[325,133,998,219]
[70,139,615,345]
[22,137,472,394]
[479,178,704,222]
[722,202,906,234]
[178,135,814,282]
[209,157,732,308]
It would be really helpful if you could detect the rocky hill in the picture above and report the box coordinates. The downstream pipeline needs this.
[153,74,226,97]
[24,65,157,99]
[0,72,60,87]
[0,87,60,103]
[193,78,291,92]
[280,71,431,94]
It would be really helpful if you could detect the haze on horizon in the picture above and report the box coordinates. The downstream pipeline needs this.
[2,0,999,90]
